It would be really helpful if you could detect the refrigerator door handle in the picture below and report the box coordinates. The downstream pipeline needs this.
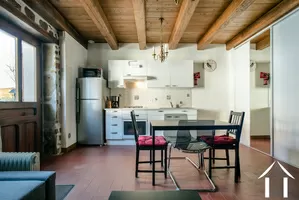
[76,83,81,123]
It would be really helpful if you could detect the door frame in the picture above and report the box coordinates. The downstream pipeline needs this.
[0,18,42,153]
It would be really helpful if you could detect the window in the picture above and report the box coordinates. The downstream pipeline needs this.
[0,30,17,101]
[22,41,37,102]
[0,29,38,102]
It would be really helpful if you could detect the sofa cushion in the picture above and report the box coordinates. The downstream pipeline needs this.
[0,171,56,200]
[0,181,45,200]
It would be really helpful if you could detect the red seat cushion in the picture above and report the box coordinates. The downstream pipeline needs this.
[201,135,236,145]
[137,136,167,146]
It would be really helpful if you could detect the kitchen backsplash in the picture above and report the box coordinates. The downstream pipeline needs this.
[110,88,192,108]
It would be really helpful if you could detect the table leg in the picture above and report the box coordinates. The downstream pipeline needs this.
[151,124,155,186]
[209,148,212,178]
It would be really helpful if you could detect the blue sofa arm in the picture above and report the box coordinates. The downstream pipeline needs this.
[0,171,56,200]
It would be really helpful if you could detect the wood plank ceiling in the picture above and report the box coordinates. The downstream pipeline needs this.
[48,0,299,50]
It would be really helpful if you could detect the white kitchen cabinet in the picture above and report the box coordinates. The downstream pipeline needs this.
[123,60,147,76]
[108,61,124,88]
[106,110,123,140]
[147,61,171,88]
[168,60,194,88]
[147,60,193,88]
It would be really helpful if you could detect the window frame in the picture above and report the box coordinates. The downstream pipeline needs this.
[0,20,41,103]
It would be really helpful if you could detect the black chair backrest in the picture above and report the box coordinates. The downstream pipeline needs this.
[130,110,139,143]
[227,111,245,141]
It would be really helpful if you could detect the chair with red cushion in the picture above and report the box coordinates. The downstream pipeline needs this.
[131,110,168,179]
[200,111,245,183]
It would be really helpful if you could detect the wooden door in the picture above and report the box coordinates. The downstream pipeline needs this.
[0,20,41,153]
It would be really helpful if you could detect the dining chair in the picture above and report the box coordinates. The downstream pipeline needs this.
[164,121,215,191]
[200,111,245,183]
[130,110,168,178]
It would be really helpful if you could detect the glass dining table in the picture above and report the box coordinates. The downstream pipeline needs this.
[149,120,241,191]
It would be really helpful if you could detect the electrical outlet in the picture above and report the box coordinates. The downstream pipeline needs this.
[134,95,139,100]
[68,133,71,138]
[187,93,190,97]
[167,95,171,100]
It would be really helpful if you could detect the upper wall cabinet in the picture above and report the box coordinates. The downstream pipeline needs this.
[147,61,170,88]
[108,61,124,88]
[168,60,193,88]
[122,60,147,76]
[108,60,193,88]
[147,60,194,88]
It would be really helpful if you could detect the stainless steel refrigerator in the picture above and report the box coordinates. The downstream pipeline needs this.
[76,77,107,145]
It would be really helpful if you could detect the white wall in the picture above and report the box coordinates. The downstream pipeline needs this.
[272,9,299,167]
[60,32,87,148]
[228,42,251,146]
[111,88,192,108]
[88,43,231,120]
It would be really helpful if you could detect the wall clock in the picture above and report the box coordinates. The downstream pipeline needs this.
[250,60,257,72]
[204,59,217,72]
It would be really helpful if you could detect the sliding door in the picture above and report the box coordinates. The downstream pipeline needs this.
[0,21,41,153]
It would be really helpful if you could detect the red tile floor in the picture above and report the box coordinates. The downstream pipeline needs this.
[250,138,271,155]
[42,145,299,200]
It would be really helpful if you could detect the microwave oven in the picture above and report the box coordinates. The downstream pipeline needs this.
[79,67,103,78]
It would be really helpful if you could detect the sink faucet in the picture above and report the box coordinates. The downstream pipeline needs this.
[170,101,174,108]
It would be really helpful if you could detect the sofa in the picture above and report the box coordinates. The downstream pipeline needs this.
[0,153,56,200]
[0,171,56,200]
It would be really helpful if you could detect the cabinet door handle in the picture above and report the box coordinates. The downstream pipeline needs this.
[172,85,177,87]
[166,116,172,118]
[112,124,118,126]
[158,110,164,112]
[182,110,187,112]
[111,132,118,134]
[112,116,118,118]
[136,115,139,117]
[165,85,170,87]
[174,116,179,118]
[126,74,131,76]
[113,111,118,113]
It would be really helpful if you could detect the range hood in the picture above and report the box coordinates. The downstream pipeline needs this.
[123,75,150,81]
[123,75,154,88]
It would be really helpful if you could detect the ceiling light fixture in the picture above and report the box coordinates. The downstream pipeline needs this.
[174,0,180,5]
[152,0,169,63]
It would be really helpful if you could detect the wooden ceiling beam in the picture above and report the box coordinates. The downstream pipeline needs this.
[0,0,57,43]
[132,0,146,50]
[256,35,270,50]
[23,0,87,48]
[197,0,255,50]
[226,0,299,50]
[80,0,118,50]
[168,0,200,50]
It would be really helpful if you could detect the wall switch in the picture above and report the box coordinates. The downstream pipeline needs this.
[187,93,190,97]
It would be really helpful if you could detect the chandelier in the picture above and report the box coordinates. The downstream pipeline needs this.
[152,17,169,63]
[174,0,180,5]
